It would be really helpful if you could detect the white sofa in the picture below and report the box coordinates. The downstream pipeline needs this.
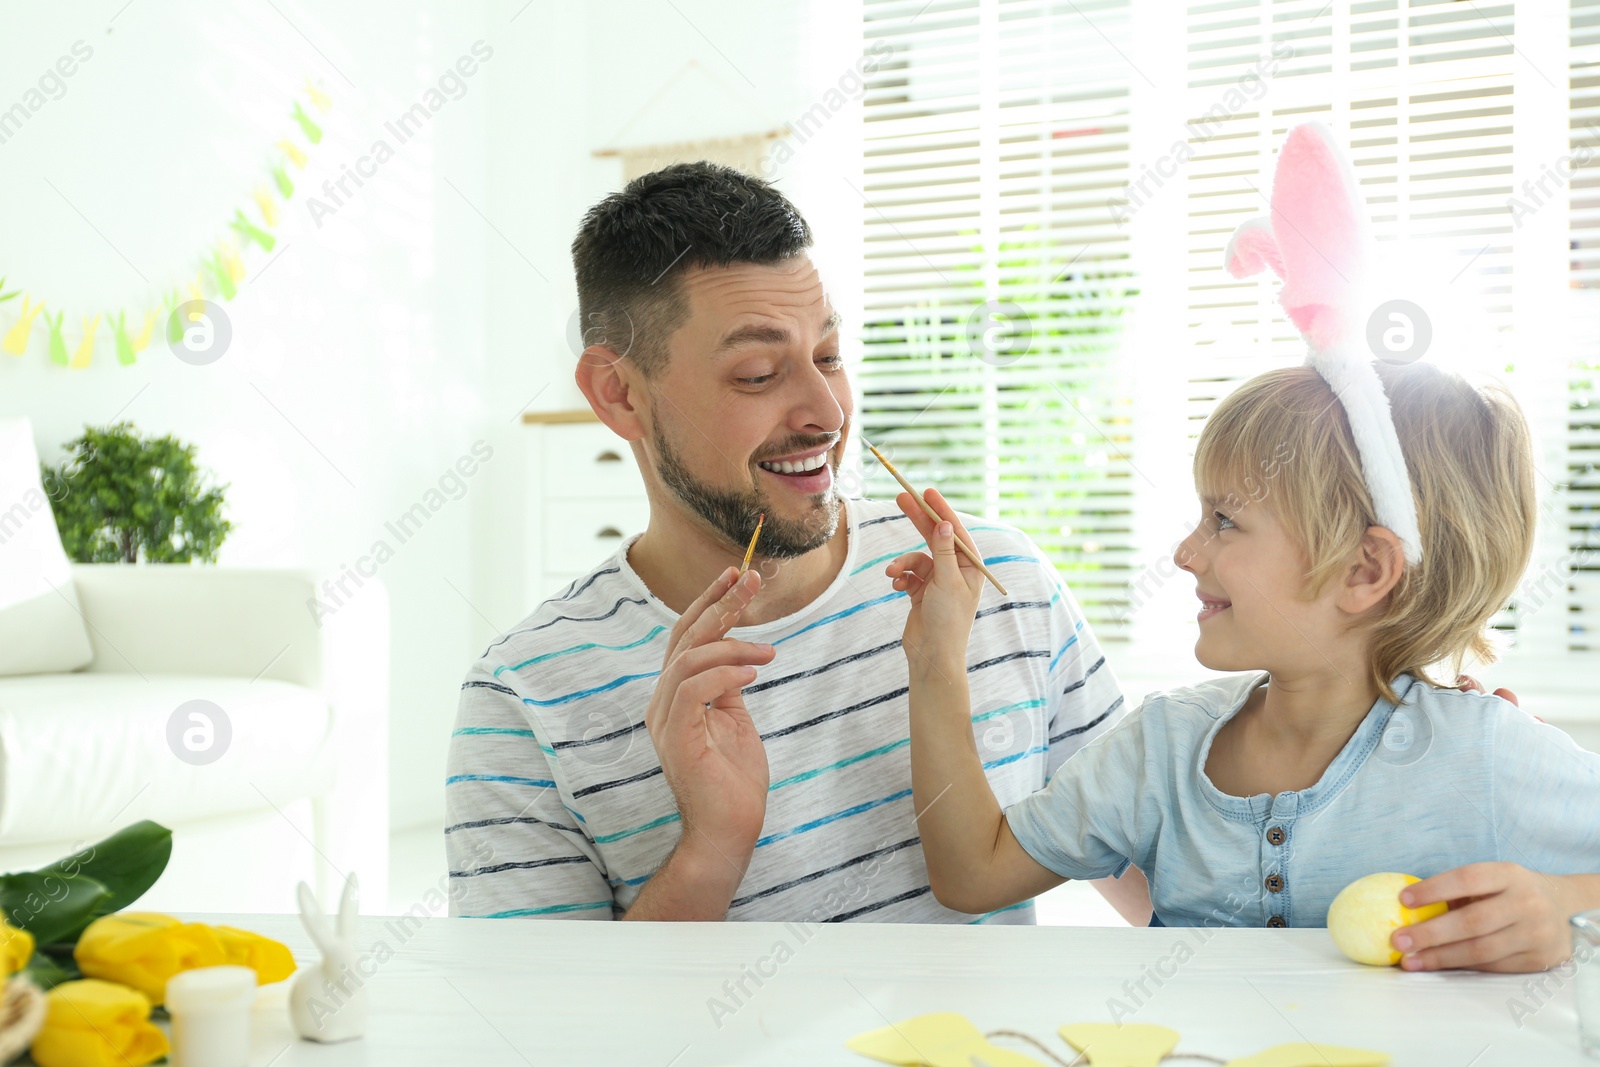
[0,564,389,913]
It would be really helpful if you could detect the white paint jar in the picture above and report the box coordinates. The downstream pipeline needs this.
[164,965,256,1067]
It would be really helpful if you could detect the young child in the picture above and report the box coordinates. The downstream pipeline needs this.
[886,124,1600,974]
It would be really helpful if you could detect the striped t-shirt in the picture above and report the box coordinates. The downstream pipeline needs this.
[444,496,1124,923]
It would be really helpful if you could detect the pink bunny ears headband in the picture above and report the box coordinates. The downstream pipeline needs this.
[1223,122,1424,565]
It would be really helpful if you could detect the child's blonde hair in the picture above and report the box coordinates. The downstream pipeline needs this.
[1193,362,1536,702]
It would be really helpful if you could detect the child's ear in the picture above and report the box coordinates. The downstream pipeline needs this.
[1340,526,1405,614]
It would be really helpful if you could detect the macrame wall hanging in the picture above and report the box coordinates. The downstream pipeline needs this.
[591,59,786,181]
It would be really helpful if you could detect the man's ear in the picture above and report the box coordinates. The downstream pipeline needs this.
[1338,525,1405,615]
[574,345,647,443]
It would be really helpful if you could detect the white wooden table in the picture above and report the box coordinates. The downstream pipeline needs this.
[154,916,1593,1066]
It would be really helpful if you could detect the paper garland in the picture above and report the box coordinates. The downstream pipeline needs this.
[0,78,330,368]
[845,1013,1048,1067]
[1058,1023,1180,1066]
[846,1014,1390,1067]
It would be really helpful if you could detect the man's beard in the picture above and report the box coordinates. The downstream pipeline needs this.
[653,423,841,559]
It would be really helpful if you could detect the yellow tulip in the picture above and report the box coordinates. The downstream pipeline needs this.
[75,913,223,1005]
[214,924,296,984]
[0,920,33,976]
[30,979,168,1067]
[75,912,297,1005]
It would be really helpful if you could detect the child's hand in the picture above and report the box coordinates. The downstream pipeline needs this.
[1390,862,1575,972]
[885,488,985,674]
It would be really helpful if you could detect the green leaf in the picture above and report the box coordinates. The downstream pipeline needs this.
[64,820,173,917]
[21,949,80,990]
[0,873,112,945]
[0,821,172,946]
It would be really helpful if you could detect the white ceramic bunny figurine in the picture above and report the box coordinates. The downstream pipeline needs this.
[289,872,367,1043]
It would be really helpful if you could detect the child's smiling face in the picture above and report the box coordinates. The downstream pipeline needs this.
[1182,363,1529,703]
[1174,491,1352,676]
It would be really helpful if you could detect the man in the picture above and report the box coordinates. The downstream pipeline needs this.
[445,162,1148,923]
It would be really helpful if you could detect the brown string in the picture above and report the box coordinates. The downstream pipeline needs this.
[984,1030,1085,1067]
[983,1030,1229,1066]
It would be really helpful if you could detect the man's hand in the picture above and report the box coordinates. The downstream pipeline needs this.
[645,566,776,869]
[885,488,984,675]
[1455,674,1520,707]
[1392,862,1583,972]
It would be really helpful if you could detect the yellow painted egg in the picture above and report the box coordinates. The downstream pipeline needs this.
[1327,872,1447,966]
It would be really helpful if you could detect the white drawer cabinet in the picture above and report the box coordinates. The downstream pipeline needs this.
[540,422,646,498]
[524,413,651,606]
[542,497,653,573]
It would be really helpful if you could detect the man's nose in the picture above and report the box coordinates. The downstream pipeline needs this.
[791,361,846,434]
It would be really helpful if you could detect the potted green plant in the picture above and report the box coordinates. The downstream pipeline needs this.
[43,423,232,564]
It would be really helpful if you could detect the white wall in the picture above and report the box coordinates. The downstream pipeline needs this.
[468,0,867,640]
[0,0,493,834]
[1,0,866,836]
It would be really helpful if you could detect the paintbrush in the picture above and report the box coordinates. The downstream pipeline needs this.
[739,512,766,575]
[864,441,1008,596]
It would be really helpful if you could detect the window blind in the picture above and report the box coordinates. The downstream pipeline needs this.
[859,0,1140,637]
[1182,3,1520,433]
[1179,1,1578,658]
[1569,0,1600,651]
[859,0,1597,666]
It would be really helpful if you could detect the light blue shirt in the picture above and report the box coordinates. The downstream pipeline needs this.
[1005,671,1600,928]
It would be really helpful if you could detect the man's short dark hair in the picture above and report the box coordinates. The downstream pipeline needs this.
[571,161,813,377]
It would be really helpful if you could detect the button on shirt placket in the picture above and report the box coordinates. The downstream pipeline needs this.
[1262,803,1293,928]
